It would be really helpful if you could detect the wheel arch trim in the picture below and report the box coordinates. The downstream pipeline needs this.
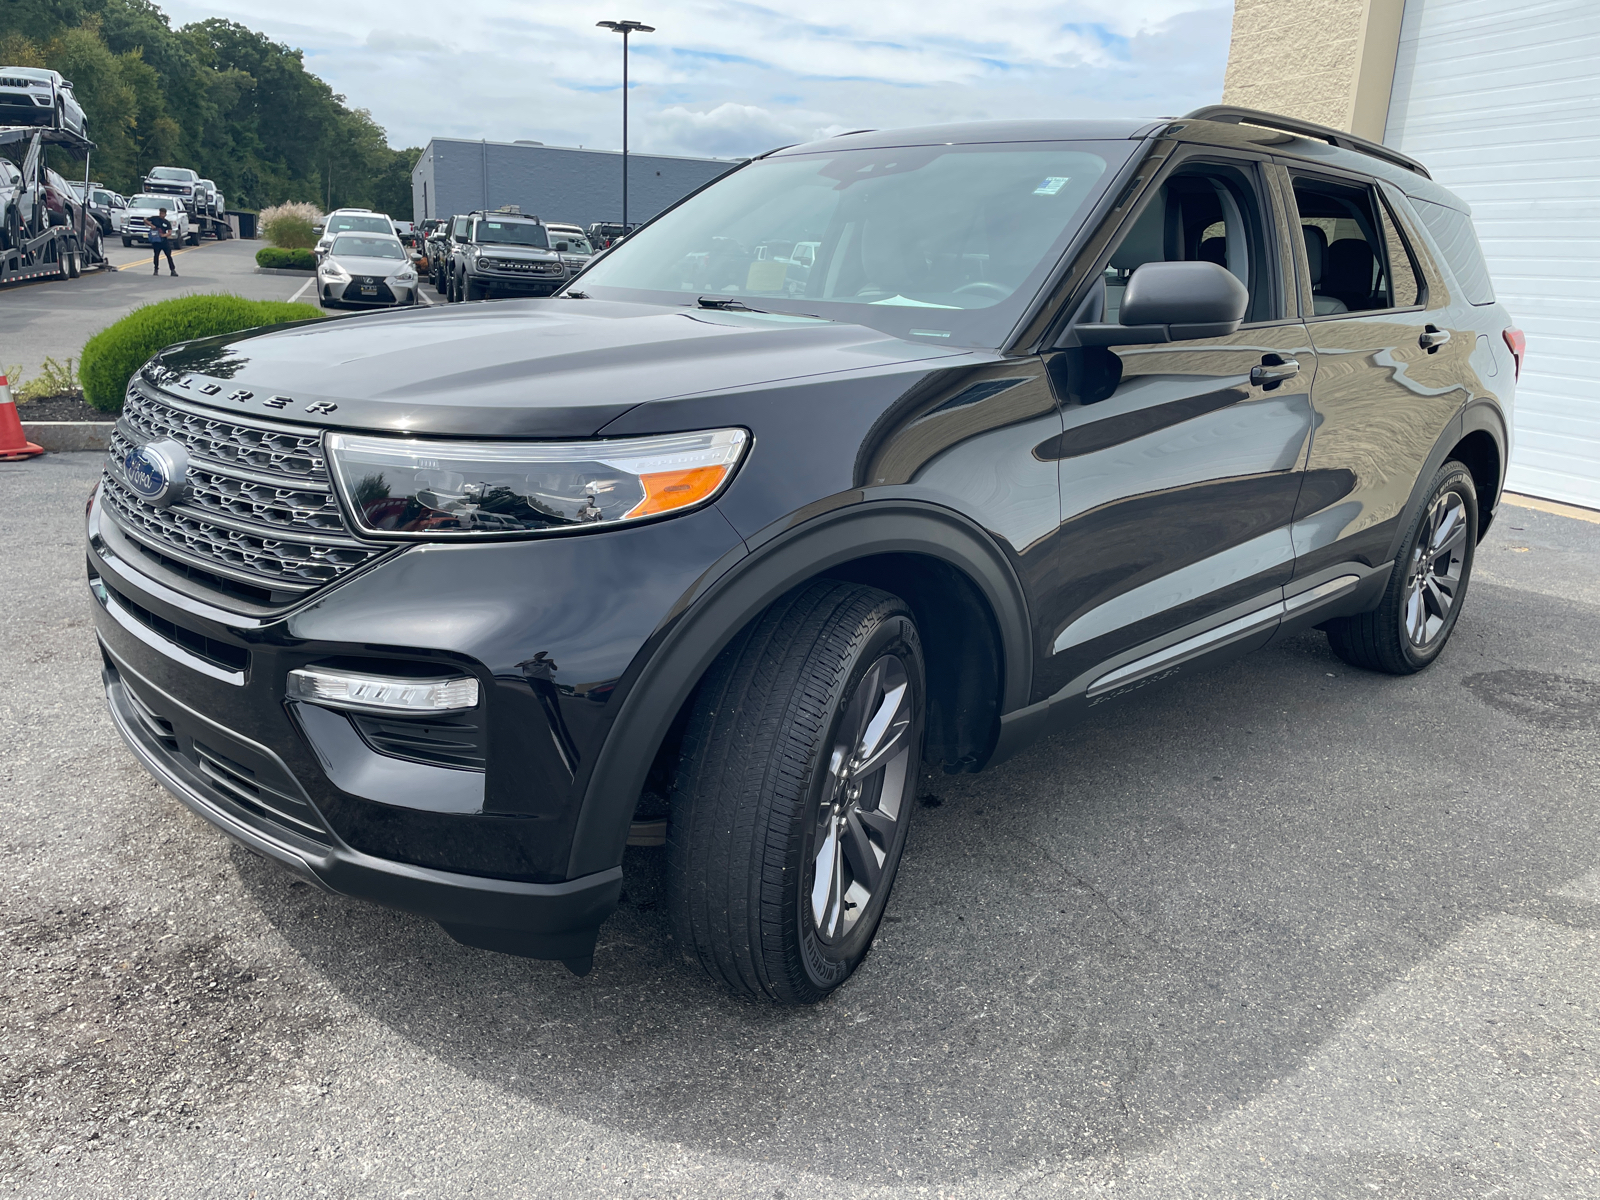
[565,500,1033,878]
[1385,399,1507,564]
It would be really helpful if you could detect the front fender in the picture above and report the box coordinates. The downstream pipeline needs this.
[565,499,1034,878]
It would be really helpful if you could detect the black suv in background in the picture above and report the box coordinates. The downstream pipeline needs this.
[90,108,1518,1003]
[447,208,570,302]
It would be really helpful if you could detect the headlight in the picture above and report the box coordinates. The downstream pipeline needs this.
[394,268,416,282]
[326,428,749,540]
[321,261,349,280]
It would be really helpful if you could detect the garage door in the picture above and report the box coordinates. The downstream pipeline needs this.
[1385,0,1600,509]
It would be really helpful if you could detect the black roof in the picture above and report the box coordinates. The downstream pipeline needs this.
[776,118,1165,156]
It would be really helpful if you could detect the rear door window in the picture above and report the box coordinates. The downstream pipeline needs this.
[1408,197,1496,306]
[1289,175,1423,316]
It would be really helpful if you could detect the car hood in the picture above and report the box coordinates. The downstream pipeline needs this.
[472,245,558,259]
[324,254,410,275]
[147,299,969,438]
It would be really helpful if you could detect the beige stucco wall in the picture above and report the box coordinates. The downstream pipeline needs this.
[1223,0,1405,140]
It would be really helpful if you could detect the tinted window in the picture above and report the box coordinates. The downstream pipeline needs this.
[1376,195,1422,308]
[1290,176,1416,315]
[1409,198,1496,306]
[578,141,1129,349]
[474,219,550,248]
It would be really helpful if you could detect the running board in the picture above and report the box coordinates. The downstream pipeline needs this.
[1085,574,1359,699]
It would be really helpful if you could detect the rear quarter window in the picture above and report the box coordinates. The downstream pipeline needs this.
[1409,198,1496,306]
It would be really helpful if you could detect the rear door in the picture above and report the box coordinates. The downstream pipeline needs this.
[1035,149,1317,704]
[1283,166,1469,579]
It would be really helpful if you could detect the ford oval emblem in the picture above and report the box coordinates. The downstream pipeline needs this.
[123,437,189,508]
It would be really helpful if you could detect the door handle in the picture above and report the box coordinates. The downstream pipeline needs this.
[1420,325,1452,352]
[1250,354,1300,388]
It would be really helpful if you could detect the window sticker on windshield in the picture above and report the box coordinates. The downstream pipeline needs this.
[1034,177,1070,195]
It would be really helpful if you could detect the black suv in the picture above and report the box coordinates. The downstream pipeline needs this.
[89,108,1519,1003]
[447,209,570,302]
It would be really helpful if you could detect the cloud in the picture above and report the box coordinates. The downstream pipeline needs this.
[157,0,1236,159]
[643,102,842,158]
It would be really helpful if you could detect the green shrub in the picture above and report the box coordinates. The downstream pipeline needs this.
[255,246,316,270]
[80,295,324,413]
[258,200,322,249]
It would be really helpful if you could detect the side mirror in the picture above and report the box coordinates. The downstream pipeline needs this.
[1072,261,1248,346]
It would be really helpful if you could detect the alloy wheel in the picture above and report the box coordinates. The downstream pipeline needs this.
[809,653,914,944]
[1404,489,1468,648]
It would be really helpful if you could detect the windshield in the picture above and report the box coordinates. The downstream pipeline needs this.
[552,232,592,254]
[325,214,392,236]
[147,168,192,181]
[130,195,175,210]
[474,219,549,248]
[577,141,1125,347]
[12,68,53,81]
[331,235,404,259]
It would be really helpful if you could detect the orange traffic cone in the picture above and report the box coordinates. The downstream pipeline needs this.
[0,374,44,461]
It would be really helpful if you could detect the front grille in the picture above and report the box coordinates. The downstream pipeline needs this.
[483,259,563,275]
[101,388,383,601]
[346,278,396,302]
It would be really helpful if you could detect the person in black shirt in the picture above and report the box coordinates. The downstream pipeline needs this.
[149,208,177,276]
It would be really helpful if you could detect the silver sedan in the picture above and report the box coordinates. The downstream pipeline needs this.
[317,233,419,309]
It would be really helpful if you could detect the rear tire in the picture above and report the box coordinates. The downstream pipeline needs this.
[1325,460,1478,674]
[668,580,925,1004]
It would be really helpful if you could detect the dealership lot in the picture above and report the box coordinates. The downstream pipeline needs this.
[0,240,335,384]
[2,452,1598,1198]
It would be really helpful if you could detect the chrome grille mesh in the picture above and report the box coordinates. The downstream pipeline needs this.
[101,388,382,597]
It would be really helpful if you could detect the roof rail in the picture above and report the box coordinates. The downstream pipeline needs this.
[1180,105,1430,180]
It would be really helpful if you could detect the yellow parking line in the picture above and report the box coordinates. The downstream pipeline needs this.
[1502,493,1600,525]
[113,243,204,271]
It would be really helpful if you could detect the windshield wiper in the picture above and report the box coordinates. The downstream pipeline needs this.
[695,296,829,321]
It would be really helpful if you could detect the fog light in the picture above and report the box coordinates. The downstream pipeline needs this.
[286,667,479,713]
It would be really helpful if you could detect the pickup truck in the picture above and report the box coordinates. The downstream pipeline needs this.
[122,193,194,247]
[140,167,210,216]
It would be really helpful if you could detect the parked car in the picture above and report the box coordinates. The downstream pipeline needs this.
[122,193,192,247]
[448,209,570,301]
[141,167,205,215]
[314,209,392,259]
[316,231,418,308]
[87,108,1517,1002]
[0,156,23,252]
[545,222,594,270]
[427,216,463,292]
[79,185,128,235]
[0,67,87,137]
[586,221,637,249]
[194,179,222,217]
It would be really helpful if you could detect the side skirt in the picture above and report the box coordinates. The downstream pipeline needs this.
[989,560,1393,763]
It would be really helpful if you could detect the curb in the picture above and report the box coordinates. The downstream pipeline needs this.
[22,422,115,452]
[254,266,317,276]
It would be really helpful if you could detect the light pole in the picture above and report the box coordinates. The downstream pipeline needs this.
[596,19,654,236]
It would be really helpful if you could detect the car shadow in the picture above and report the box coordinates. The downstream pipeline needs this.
[232,579,1600,1187]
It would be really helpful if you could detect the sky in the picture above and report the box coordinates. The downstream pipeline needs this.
[159,0,1238,159]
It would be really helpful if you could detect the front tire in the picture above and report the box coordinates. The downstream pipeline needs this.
[463,274,486,301]
[668,580,925,1004]
[1325,460,1478,674]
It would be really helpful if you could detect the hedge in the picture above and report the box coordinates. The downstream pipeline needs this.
[255,246,316,270]
[80,295,325,413]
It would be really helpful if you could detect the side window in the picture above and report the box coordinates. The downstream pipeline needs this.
[1102,162,1276,326]
[454,217,469,238]
[1376,196,1422,308]
[1409,197,1496,305]
[1290,175,1420,315]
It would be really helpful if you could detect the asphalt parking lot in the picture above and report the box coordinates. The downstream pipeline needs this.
[3,453,1598,1199]
[0,239,335,383]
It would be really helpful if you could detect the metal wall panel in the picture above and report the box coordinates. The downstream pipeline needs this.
[1386,0,1600,507]
[410,140,736,232]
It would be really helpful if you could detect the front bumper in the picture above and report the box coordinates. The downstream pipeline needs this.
[86,479,745,963]
[322,276,416,306]
[466,269,565,297]
[101,652,620,963]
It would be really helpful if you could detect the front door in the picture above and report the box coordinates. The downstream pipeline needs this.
[1034,154,1317,705]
